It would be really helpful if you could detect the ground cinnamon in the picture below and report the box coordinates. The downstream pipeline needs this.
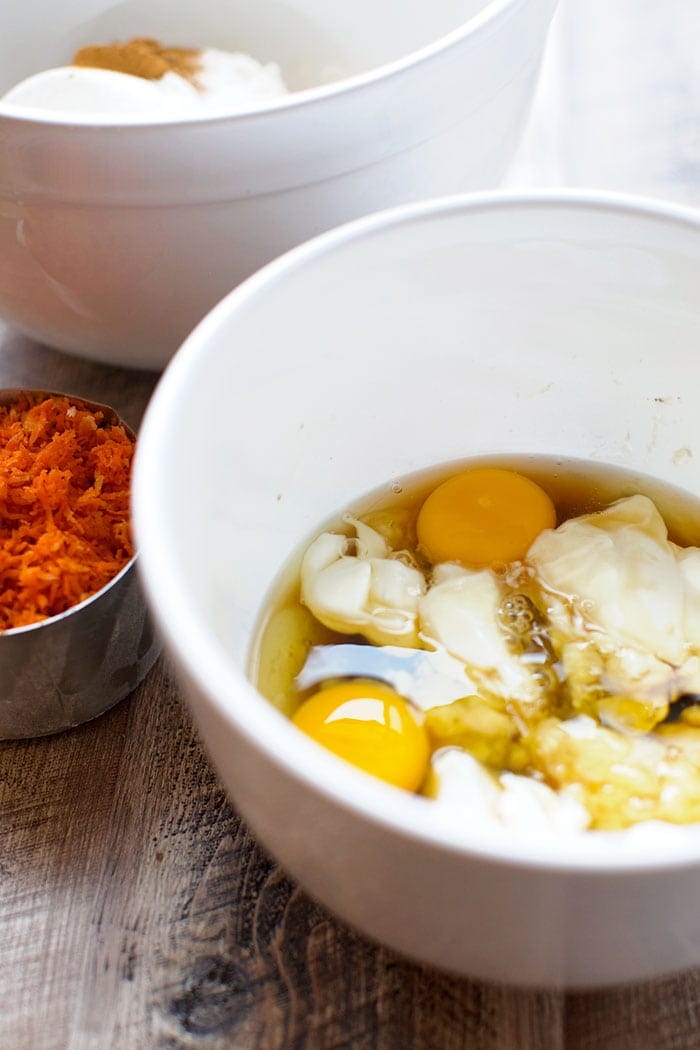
[73,37,202,83]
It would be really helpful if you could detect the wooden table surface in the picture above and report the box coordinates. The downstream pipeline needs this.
[2,2,699,1047]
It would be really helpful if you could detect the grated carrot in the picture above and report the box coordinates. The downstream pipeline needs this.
[0,394,135,629]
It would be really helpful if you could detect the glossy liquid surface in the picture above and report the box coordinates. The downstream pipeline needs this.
[252,455,700,716]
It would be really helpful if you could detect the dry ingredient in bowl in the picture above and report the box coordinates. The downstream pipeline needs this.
[72,38,202,82]
[253,458,700,836]
[1,37,289,115]
[0,394,134,629]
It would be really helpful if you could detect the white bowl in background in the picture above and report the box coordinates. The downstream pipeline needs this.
[0,0,556,369]
[133,192,700,987]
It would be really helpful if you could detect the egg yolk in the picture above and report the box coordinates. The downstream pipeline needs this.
[292,679,430,792]
[416,467,556,567]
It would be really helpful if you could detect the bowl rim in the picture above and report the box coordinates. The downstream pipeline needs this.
[0,0,555,128]
[133,188,700,875]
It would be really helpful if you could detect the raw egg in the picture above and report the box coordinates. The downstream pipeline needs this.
[416,467,556,567]
[292,679,429,791]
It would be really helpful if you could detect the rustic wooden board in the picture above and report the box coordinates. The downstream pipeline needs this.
[2,0,700,1045]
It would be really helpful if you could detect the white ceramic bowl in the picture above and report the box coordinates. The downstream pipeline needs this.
[0,0,556,369]
[133,192,700,988]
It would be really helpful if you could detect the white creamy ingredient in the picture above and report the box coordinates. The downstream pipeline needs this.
[300,517,426,648]
[430,749,591,837]
[419,563,540,703]
[528,494,700,665]
[1,49,288,115]
[528,494,700,702]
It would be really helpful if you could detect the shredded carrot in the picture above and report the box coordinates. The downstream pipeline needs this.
[0,394,135,629]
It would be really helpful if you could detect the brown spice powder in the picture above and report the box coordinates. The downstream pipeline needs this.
[72,37,202,83]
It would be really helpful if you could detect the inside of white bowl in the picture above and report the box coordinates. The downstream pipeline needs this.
[1,0,493,97]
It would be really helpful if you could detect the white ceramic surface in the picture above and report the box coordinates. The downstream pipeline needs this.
[0,0,556,368]
[133,193,700,988]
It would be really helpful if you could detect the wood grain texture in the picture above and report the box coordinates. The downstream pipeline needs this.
[2,0,700,1046]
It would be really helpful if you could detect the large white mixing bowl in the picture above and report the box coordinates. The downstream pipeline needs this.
[0,0,556,368]
[133,193,700,987]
